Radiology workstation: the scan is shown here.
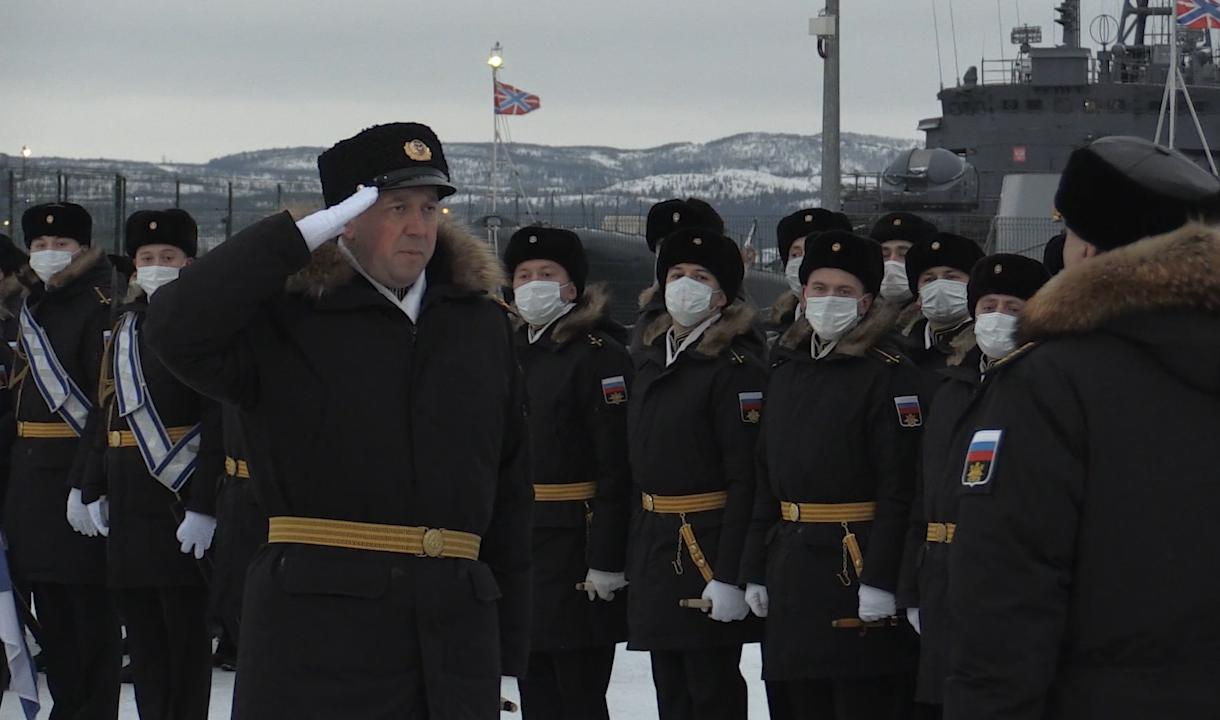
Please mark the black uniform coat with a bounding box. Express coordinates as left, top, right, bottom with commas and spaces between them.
945, 224, 1220, 720
208, 404, 267, 642
81, 290, 222, 588
5, 246, 113, 584
897, 342, 985, 704
740, 302, 921, 681
144, 214, 533, 717
0, 274, 27, 509
625, 300, 765, 651
515, 284, 632, 652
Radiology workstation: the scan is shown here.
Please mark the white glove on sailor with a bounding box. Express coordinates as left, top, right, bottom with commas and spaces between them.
66, 488, 100, 537
701, 580, 750, 623
87, 497, 110, 538
745, 583, 769, 618
907, 607, 921, 635
584, 568, 628, 602
858, 583, 897, 622
295, 185, 379, 251
175, 511, 217, 559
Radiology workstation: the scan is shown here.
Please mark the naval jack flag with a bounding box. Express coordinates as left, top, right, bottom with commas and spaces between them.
0, 540, 39, 719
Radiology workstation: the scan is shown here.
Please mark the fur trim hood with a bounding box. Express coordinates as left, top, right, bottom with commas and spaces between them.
640, 299, 758, 359
1019, 222, 1220, 342
550, 283, 613, 345
285, 221, 504, 299
0, 272, 26, 321
768, 292, 800, 327
778, 298, 900, 358
945, 323, 977, 367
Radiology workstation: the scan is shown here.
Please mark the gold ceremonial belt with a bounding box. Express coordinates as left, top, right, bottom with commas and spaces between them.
108, 426, 194, 449
780, 501, 877, 523
926, 522, 956, 544
267, 516, 481, 560
641, 491, 728, 514
534, 482, 596, 502
224, 457, 251, 480
16, 421, 76, 439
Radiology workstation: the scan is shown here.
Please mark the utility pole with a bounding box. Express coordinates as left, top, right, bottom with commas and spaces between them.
811, 2, 841, 211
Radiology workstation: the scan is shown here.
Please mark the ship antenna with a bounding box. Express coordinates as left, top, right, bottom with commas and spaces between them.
997, 0, 1007, 63
931, 0, 946, 90
948, 0, 963, 84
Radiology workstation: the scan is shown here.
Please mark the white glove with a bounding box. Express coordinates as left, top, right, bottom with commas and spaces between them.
701, 580, 749, 623
858, 583, 897, 622
66, 488, 99, 537
175, 511, 217, 559
907, 606, 921, 635
87, 497, 110, 537
744, 583, 769, 618
584, 568, 628, 602
295, 185, 379, 251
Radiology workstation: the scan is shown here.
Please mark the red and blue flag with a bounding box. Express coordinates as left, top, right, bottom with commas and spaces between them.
1178, 0, 1220, 29
495, 81, 541, 115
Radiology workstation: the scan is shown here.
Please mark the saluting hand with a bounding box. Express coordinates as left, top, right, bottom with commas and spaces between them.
701, 580, 750, 623
295, 185, 380, 252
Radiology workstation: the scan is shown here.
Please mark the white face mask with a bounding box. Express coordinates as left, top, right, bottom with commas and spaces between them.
880, 261, 912, 302
784, 256, 804, 296
804, 295, 860, 342
514, 280, 571, 327
29, 250, 75, 284
665, 276, 717, 328
919, 278, 970, 324
135, 265, 181, 298
974, 311, 1019, 360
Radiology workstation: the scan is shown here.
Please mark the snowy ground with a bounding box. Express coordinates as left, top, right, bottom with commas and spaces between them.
0, 643, 771, 719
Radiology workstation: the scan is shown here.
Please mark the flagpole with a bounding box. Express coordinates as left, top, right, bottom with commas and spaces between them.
488, 42, 504, 251
1170, 16, 1178, 148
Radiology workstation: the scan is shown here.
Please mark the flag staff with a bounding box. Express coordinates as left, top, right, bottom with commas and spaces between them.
1156, 3, 1218, 174
487, 42, 505, 250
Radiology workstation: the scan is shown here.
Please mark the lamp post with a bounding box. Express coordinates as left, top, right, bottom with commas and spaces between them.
20, 145, 31, 178
487, 42, 505, 251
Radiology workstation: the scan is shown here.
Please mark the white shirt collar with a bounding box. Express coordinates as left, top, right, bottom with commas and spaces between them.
527, 303, 576, 345
665, 312, 721, 367
338, 240, 427, 323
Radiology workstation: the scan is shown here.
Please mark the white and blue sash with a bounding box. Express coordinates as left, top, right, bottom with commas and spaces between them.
113, 313, 201, 493
18, 301, 92, 435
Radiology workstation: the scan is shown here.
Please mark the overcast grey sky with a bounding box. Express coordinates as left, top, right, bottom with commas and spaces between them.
2, 0, 1127, 163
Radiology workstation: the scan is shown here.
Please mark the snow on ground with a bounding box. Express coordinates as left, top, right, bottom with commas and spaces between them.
0, 643, 771, 719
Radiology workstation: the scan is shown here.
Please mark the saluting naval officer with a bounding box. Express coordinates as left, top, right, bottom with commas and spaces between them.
946, 136, 1220, 719
144, 122, 533, 719
897, 253, 1048, 718
504, 226, 633, 720
626, 227, 764, 720
81, 209, 222, 720
6, 202, 122, 719
740, 230, 920, 719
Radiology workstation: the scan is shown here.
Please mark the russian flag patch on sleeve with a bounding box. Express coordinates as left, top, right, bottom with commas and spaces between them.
962, 429, 1003, 489
894, 395, 923, 428
601, 376, 627, 405
738, 391, 763, 424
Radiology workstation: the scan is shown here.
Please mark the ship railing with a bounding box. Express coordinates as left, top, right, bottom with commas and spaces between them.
977, 57, 1100, 86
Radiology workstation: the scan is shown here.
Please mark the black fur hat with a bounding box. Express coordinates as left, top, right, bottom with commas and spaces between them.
645, 198, 724, 253
1042, 232, 1066, 276
798, 230, 884, 295
967, 254, 1050, 317
125, 209, 198, 258
503, 226, 589, 295
869, 212, 938, 245
776, 208, 852, 261
318, 122, 456, 207
1054, 135, 1220, 251
0, 234, 28, 275
656, 227, 744, 301
904, 232, 984, 295
22, 203, 92, 247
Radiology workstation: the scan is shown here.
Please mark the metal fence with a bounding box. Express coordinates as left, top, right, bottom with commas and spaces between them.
2, 166, 1055, 270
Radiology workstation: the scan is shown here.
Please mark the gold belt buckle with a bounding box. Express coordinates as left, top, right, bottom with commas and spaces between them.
787, 502, 800, 521
642, 493, 656, 512
108, 431, 123, 446
224, 457, 237, 476
421, 528, 445, 558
